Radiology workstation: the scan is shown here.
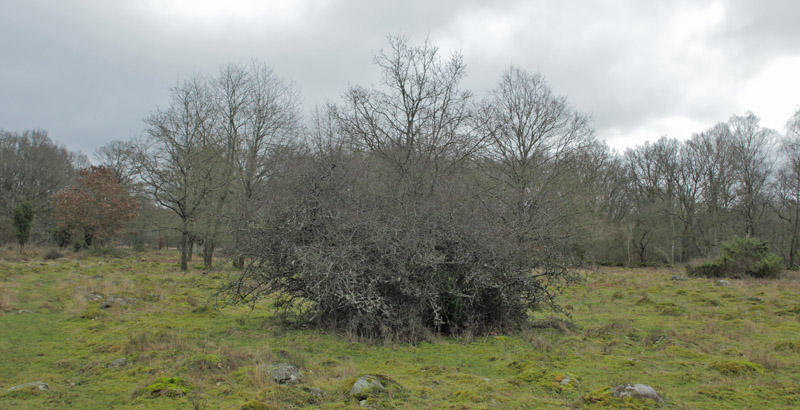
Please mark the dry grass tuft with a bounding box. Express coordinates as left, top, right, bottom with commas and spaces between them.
0, 281, 18, 312
124, 329, 190, 354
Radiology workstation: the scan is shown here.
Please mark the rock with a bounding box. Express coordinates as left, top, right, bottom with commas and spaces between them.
263, 363, 303, 385
350, 375, 385, 398
716, 280, 731, 287
307, 387, 326, 398
359, 399, 367, 407
559, 375, 572, 386
100, 296, 129, 309
107, 357, 126, 368
671, 275, 687, 281
16, 309, 33, 314
8, 381, 50, 392
613, 383, 663, 403
86, 293, 104, 301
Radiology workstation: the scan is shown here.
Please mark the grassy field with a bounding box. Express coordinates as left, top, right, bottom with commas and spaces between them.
1, 247, 799, 409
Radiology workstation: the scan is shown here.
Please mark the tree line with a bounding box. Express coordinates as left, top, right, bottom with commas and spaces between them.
2, 36, 799, 338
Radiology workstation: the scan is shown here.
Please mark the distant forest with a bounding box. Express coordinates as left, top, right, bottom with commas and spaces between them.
2, 37, 800, 271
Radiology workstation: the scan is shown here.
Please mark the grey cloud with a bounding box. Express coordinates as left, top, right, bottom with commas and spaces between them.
1, 0, 799, 155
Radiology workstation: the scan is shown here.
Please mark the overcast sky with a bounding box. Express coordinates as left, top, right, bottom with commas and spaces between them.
2, 0, 799, 157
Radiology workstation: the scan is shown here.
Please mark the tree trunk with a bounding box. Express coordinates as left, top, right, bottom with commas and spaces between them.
791, 206, 799, 268
187, 236, 194, 262
180, 224, 189, 271
233, 256, 245, 269
203, 239, 215, 268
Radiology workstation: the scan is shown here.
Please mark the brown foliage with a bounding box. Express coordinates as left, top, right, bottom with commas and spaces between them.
52, 166, 138, 246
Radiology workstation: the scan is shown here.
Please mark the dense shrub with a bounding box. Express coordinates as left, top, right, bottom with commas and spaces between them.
229, 153, 576, 341
688, 237, 783, 278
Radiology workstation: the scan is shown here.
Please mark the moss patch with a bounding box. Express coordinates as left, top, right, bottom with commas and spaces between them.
140, 376, 191, 398
708, 360, 764, 375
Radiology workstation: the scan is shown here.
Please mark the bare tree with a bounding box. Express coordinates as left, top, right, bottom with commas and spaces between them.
623, 139, 673, 264
95, 140, 139, 188
674, 142, 704, 260
227, 62, 301, 268
479, 66, 595, 264
775, 108, 800, 266
729, 112, 776, 238
137, 76, 222, 271
338, 35, 477, 197
685, 124, 737, 250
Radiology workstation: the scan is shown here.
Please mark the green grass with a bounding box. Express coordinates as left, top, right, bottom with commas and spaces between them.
1, 246, 799, 409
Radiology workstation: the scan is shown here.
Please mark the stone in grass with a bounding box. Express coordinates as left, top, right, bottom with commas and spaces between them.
107, 357, 126, 368
307, 387, 327, 398
100, 296, 130, 309
349, 375, 385, 400
671, 275, 687, 281
612, 383, 664, 403
263, 363, 303, 385
716, 279, 731, 287
7, 381, 50, 392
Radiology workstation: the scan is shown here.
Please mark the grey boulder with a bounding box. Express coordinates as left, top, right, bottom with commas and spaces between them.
350, 375, 385, 398
613, 383, 663, 403
263, 363, 303, 385
8, 381, 50, 392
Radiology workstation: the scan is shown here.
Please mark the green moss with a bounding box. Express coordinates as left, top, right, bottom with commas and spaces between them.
141, 376, 191, 398
655, 302, 684, 316
256, 385, 315, 407
240, 400, 272, 410
665, 345, 703, 359
774, 340, 800, 352
708, 360, 764, 375
698, 297, 723, 306
451, 389, 484, 402
506, 360, 530, 372
582, 388, 654, 409
515, 368, 541, 384
79, 302, 104, 319
188, 353, 221, 371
